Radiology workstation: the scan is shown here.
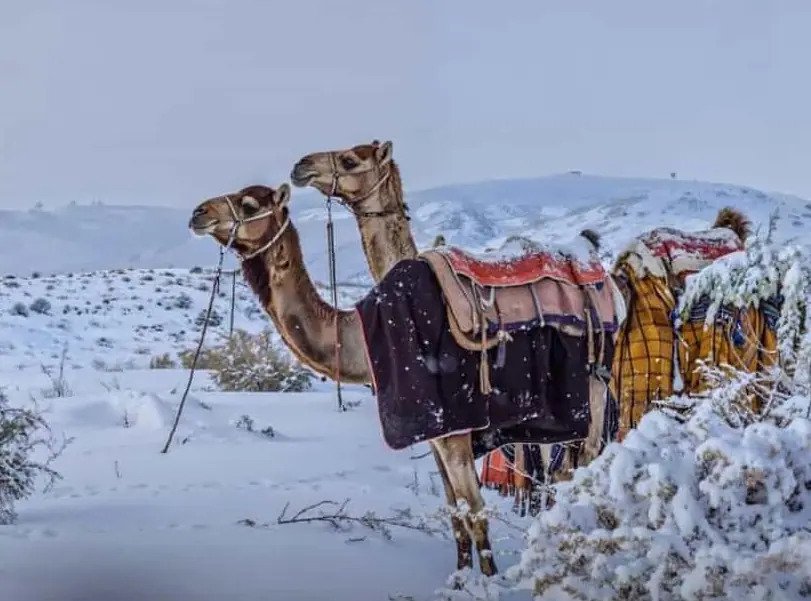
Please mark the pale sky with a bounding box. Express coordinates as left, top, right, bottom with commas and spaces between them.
2, 0, 810, 209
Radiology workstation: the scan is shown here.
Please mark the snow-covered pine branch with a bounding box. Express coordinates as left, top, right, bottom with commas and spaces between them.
0, 391, 65, 524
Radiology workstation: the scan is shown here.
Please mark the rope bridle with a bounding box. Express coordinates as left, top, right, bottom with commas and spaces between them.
323, 152, 409, 220
221, 194, 291, 261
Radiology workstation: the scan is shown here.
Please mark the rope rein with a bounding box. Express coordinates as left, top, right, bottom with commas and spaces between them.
326, 153, 409, 221
161, 246, 227, 453
163, 194, 295, 452
326, 156, 346, 412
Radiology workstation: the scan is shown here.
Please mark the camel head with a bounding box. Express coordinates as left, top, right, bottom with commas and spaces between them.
189, 184, 292, 260
291, 140, 397, 209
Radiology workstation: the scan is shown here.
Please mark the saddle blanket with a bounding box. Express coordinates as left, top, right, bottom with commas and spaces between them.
355, 259, 615, 454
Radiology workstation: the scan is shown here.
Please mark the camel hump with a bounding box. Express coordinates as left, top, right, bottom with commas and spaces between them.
713, 207, 751, 242
579, 229, 601, 250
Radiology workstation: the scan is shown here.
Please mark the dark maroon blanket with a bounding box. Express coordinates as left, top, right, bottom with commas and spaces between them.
355, 259, 615, 456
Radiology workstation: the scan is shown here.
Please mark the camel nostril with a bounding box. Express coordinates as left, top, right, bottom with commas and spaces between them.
193, 207, 206, 217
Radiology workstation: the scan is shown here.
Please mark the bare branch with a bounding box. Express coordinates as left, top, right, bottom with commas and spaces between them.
241, 498, 447, 541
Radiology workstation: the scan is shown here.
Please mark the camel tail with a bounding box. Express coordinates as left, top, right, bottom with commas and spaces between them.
713, 207, 751, 242
580, 229, 601, 250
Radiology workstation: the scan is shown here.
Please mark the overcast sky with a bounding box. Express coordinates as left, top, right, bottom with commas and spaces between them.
2, 1, 810, 209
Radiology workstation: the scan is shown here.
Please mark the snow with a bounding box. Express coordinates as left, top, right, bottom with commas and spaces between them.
508, 403, 811, 600
0, 268, 527, 601
0, 371, 529, 600
3, 173, 811, 600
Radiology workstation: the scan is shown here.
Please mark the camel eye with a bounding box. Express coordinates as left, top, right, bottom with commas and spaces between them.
241, 196, 260, 214
341, 156, 359, 171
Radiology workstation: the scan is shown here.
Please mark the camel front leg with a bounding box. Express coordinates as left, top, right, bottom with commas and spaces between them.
429, 442, 473, 573
432, 434, 497, 577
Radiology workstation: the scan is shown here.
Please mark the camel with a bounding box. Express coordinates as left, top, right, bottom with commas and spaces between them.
290, 141, 610, 491
188, 183, 500, 577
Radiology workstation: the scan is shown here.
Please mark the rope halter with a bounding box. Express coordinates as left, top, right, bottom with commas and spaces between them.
222, 194, 290, 261
324, 152, 406, 220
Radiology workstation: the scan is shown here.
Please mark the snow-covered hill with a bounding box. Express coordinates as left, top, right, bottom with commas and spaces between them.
4, 174, 810, 282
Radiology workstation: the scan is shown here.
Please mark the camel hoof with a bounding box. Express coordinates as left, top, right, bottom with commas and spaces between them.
480, 558, 498, 577
449, 569, 469, 590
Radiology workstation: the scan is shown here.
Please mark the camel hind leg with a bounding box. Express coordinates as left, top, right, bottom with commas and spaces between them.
429, 441, 473, 572
432, 434, 497, 577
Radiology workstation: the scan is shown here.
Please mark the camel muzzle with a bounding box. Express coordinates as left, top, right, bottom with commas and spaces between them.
188, 213, 218, 235
290, 160, 317, 187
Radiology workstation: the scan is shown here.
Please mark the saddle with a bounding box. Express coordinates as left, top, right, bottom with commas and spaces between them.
619, 227, 743, 287
421, 244, 620, 394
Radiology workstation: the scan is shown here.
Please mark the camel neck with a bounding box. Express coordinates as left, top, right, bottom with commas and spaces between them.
352, 163, 418, 282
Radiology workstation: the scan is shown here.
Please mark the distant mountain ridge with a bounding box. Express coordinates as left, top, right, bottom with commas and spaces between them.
2, 174, 809, 281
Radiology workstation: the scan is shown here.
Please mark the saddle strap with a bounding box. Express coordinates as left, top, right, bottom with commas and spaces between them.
479, 314, 493, 395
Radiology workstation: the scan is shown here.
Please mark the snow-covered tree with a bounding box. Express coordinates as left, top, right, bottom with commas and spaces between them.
499, 229, 811, 601
0, 391, 63, 524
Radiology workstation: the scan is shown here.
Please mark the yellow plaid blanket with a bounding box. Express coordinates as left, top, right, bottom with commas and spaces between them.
612, 267, 779, 438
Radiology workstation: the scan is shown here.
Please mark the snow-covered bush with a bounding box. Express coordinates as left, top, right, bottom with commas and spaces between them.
679, 217, 807, 365
173, 293, 193, 310
505, 231, 811, 601
183, 329, 312, 392
149, 353, 177, 369
195, 308, 223, 328
508, 403, 811, 600
29, 298, 51, 315
0, 390, 64, 524
10, 302, 28, 317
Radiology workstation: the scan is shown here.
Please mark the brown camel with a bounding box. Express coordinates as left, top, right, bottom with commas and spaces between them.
189, 183, 499, 577
290, 141, 607, 485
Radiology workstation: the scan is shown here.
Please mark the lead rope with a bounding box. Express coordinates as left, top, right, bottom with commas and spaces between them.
326, 159, 345, 412
162, 243, 229, 453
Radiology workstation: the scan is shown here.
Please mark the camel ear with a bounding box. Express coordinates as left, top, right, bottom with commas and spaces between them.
274, 183, 291, 207
375, 140, 393, 166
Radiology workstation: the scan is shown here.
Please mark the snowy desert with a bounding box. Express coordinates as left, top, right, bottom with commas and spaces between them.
1, 174, 810, 600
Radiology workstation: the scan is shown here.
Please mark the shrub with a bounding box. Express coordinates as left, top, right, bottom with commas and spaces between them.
0, 390, 64, 524
234, 414, 275, 438
173, 293, 193, 310
149, 353, 177, 369
10, 302, 28, 317
29, 298, 51, 315
182, 329, 312, 392
195, 309, 223, 328
502, 230, 811, 601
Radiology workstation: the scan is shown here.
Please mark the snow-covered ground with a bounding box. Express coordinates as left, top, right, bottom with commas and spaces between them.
0, 268, 528, 601
2, 174, 810, 600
